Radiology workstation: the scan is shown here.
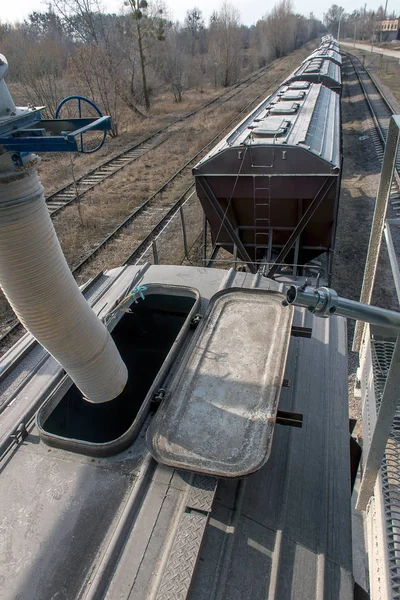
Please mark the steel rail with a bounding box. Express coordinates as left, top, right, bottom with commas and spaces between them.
346, 52, 400, 190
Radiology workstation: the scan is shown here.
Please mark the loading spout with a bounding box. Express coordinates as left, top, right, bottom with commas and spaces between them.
0, 55, 127, 403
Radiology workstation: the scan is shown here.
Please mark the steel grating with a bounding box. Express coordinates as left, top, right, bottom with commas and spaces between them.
186, 474, 217, 512
156, 512, 208, 600
153, 474, 217, 600
371, 338, 400, 597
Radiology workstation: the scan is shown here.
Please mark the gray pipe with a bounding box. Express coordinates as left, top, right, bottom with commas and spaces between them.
285, 285, 400, 330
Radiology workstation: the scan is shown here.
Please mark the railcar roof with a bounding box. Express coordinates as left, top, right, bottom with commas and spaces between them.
285, 56, 342, 89
0, 265, 353, 600
194, 81, 341, 169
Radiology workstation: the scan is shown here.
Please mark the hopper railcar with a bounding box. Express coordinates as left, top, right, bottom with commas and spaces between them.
284, 54, 342, 92
193, 79, 342, 279
309, 46, 342, 66
320, 40, 340, 53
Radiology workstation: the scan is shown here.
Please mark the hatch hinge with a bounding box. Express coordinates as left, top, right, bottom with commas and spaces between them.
291, 325, 312, 338
151, 388, 167, 410
190, 313, 203, 329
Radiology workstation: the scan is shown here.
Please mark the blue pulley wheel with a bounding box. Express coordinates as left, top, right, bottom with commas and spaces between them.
55, 96, 107, 153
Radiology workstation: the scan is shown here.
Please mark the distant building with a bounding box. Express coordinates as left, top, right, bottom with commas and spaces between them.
377, 18, 400, 41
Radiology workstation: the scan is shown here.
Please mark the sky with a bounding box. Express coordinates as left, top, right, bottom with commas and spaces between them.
0, 0, 398, 27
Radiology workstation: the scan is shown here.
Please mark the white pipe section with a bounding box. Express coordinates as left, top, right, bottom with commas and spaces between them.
0, 153, 128, 403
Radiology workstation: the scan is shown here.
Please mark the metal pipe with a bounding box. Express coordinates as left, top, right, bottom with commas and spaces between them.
179, 205, 188, 258
0, 55, 128, 404
384, 222, 400, 306
285, 285, 400, 330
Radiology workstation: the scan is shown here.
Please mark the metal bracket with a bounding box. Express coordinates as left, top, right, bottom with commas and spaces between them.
10, 422, 28, 445
274, 410, 303, 428
197, 176, 257, 274
190, 314, 203, 329
267, 178, 335, 279
290, 325, 312, 338
0, 116, 111, 153
151, 388, 166, 409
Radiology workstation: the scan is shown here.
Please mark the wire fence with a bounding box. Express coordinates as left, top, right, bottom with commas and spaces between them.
133, 192, 204, 267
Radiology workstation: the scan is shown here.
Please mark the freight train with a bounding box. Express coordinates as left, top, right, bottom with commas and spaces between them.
194, 37, 342, 282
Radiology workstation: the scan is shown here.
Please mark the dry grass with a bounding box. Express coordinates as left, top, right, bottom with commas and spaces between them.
37, 84, 230, 194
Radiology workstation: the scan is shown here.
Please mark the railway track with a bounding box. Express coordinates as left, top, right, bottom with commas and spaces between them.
346, 52, 400, 212
45, 65, 279, 216
0, 73, 284, 352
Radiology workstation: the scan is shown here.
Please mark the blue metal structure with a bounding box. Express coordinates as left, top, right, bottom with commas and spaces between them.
0, 95, 111, 154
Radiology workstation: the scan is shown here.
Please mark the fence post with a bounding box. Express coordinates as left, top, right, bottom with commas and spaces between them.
152, 240, 159, 264
179, 206, 188, 259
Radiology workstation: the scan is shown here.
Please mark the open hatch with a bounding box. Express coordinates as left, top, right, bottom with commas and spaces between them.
147, 288, 293, 478
37, 284, 200, 457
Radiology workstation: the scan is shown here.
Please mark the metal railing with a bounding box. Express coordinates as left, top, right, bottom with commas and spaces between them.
351, 115, 400, 511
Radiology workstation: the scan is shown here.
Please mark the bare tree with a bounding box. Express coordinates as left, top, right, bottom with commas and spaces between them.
125, 0, 165, 110
262, 0, 294, 59
51, 0, 148, 120
0, 20, 11, 41
162, 25, 188, 102
251, 20, 274, 67
0, 1, 328, 127
2, 30, 65, 117
68, 45, 119, 136
185, 8, 204, 56
208, 2, 242, 88
49, 0, 104, 44
324, 5, 345, 36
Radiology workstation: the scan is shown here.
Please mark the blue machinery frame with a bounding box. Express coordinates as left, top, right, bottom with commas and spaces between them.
0, 95, 111, 154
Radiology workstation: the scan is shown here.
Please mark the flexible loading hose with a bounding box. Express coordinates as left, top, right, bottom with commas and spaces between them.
0, 154, 128, 403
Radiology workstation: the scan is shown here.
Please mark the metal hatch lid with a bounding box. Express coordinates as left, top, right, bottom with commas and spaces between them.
147, 288, 293, 478
289, 80, 311, 89
251, 116, 291, 137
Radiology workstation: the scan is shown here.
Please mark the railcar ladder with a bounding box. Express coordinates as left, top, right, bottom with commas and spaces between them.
254, 184, 271, 263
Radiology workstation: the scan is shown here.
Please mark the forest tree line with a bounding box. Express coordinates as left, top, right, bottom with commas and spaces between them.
0, 0, 325, 136
324, 4, 399, 41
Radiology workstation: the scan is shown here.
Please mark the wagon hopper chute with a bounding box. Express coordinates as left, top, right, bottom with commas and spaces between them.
193, 80, 341, 278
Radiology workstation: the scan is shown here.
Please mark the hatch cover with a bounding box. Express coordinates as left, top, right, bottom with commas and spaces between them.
305, 65, 321, 73
269, 101, 299, 115
251, 117, 290, 137
147, 288, 293, 478
281, 90, 305, 100
289, 81, 310, 90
